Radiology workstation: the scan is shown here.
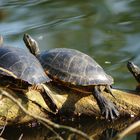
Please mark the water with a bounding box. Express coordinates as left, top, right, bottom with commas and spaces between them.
0, 0, 140, 139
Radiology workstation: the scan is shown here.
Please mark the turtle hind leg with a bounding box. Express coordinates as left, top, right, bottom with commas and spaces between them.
92, 86, 119, 120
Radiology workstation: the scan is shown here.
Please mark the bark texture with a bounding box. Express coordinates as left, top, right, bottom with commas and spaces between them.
0, 83, 139, 125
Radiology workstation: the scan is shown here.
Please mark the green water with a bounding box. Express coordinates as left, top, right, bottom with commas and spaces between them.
0, 0, 140, 139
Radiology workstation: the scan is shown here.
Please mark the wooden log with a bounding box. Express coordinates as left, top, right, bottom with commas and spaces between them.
0, 82, 140, 125
47, 83, 140, 118
0, 88, 48, 125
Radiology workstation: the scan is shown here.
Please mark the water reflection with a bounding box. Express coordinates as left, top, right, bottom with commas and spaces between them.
0, 0, 140, 139
1, 117, 138, 140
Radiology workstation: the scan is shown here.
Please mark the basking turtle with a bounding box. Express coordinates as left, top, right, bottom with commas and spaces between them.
23, 34, 119, 120
127, 61, 140, 90
0, 36, 57, 113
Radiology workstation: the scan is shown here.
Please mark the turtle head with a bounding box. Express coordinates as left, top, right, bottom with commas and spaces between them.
0, 35, 3, 46
127, 61, 140, 83
23, 34, 40, 56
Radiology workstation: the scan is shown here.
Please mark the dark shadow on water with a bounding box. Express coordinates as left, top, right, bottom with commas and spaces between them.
1, 117, 138, 140
99, 128, 118, 140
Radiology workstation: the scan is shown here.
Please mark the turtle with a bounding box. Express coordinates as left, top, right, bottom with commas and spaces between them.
23, 34, 119, 120
0, 35, 57, 113
127, 61, 140, 90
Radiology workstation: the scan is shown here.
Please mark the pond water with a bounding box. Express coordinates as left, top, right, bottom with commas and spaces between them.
0, 0, 140, 140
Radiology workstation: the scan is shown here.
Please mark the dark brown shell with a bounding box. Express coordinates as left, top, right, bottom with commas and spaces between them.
0, 46, 51, 85
38, 48, 113, 86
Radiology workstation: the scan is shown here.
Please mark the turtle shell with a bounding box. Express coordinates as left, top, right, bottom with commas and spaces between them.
38, 48, 113, 86
0, 46, 50, 85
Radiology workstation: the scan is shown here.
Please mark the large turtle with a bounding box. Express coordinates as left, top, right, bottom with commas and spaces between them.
23, 34, 119, 120
127, 61, 140, 90
0, 35, 57, 112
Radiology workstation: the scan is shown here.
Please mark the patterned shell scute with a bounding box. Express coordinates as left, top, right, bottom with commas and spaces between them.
39, 48, 113, 86
0, 46, 50, 85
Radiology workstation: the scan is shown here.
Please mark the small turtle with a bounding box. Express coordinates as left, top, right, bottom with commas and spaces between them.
23, 34, 119, 120
127, 61, 140, 90
0, 36, 57, 113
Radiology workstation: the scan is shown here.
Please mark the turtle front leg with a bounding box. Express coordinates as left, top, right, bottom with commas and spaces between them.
92, 86, 119, 120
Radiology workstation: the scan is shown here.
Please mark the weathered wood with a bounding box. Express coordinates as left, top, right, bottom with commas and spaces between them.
0, 88, 48, 125
0, 82, 140, 125
47, 83, 140, 118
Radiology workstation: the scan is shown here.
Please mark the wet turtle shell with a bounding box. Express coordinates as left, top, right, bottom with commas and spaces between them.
0, 46, 50, 84
38, 48, 113, 86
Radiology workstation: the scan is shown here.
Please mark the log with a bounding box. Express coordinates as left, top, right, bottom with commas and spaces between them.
0, 88, 48, 125
47, 83, 140, 118
0, 82, 140, 125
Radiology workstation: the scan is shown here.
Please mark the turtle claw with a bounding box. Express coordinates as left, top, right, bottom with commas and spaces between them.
105, 110, 109, 120
101, 100, 119, 121
93, 86, 119, 120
